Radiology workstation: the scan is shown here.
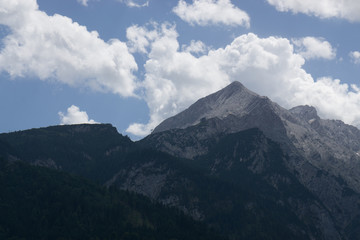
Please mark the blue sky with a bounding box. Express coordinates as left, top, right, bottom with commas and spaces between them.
0, 0, 360, 139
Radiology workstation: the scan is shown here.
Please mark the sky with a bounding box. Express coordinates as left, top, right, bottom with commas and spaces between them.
0, 0, 360, 139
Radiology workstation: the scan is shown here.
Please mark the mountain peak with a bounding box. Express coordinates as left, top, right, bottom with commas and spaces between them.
223, 80, 245, 92
152, 81, 270, 134
214, 80, 257, 98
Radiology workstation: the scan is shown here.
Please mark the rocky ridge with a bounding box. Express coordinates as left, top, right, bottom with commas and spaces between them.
150, 81, 360, 190
144, 81, 360, 239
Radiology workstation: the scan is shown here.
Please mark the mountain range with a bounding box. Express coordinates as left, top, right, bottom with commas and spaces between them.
1, 81, 360, 239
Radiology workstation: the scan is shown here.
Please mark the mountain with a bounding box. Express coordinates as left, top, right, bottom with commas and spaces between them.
153, 81, 285, 138
142, 81, 360, 239
110, 128, 329, 239
2, 81, 360, 239
0, 157, 221, 240
0, 124, 134, 183
0, 125, 317, 239
152, 82, 360, 177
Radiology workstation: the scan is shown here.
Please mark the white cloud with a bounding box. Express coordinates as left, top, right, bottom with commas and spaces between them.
209, 36, 360, 127
173, 0, 250, 27
126, 24, 158, 54
0, 0, 138, 97
266, 0, 360, 22
182, 40, 208, 54
59, 105, 98, 125
126, 23, 360, 137
350, 51, 360, 64
77, 0, 89, 6
292, 37, 336, 60
118, 0, 149, 8
126, 23, 229, 136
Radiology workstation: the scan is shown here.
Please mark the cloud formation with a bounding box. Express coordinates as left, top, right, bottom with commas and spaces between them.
350, 51, 360, 64
173, 0, 250, 27
266, 0, 360, 22
292, 37, 336, 60
126, 23, 360, 136
59, 105, 97, 125
77, 0, 89, 6
0, 0, 138, 97
126, 23, 229, 136
182, 40, 208, 54
126, 24, 158, 54
118, 0, 149, 8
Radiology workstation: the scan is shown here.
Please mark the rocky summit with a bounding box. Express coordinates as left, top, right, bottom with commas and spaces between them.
151, 81, 360, 192
1, 81, 360, 239
144, 81, 360, 239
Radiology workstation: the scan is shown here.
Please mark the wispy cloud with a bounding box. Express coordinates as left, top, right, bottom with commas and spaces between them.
118, 0, 149, 8
77, 0, 89, 6
349, 51, 360, 64
266, 0, 360, 22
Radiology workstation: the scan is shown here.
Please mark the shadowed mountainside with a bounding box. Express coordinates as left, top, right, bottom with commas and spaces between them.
2, 82, 360, 239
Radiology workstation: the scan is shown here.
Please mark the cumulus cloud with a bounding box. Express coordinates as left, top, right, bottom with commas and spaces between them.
77, 0, 89, 6
182, 40, 208, 54
118, 0, 149, 8
292, 37, 336, 60
126, 24, 159, 54
59, 105, 98, 125
173, 0, 250, 27
126, 23, 229, 135
126, 23, 360, 136
0, 0, 138, 97
208, 36, 360, 127
266, 0, 360, 22
350, 51, 360, 64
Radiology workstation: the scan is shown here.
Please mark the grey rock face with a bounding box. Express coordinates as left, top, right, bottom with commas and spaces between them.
289, 105, 319, 122
153, 81, 269, 133
107, 161, 170, 200
145, 81, 360, 239
151, 81, 360, 190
